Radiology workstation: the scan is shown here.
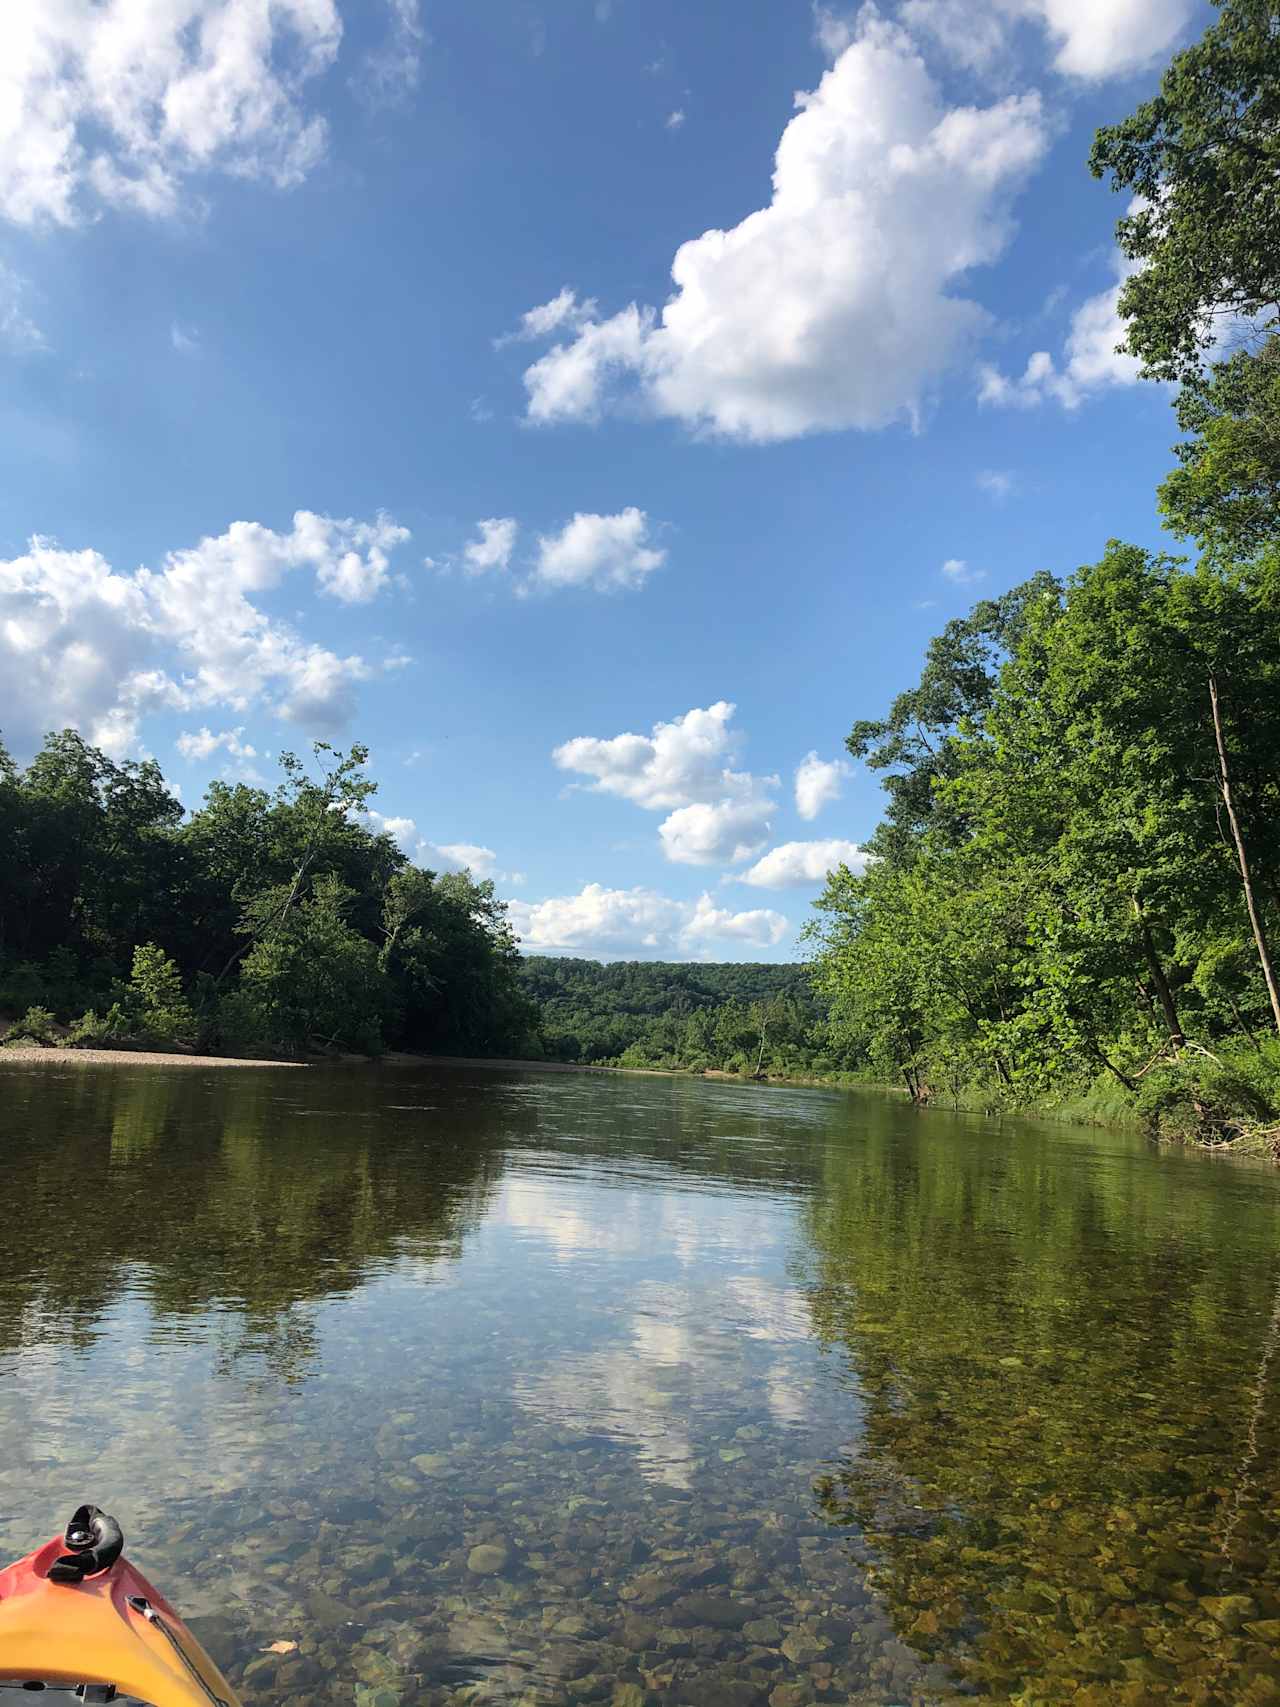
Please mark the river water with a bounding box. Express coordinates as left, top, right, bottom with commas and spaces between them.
1, 1063, 1279, 1707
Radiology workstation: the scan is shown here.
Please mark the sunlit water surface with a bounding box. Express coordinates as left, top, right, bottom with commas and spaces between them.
2, 1063, 1279, 1706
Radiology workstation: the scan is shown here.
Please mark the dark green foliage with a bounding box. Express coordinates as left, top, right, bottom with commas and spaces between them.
1161, 338, 1280, 555
3, 1006, 58, 1046
0, 732, 535, 1060
519, 956, 851, 1076
1134, 1054, 1276, 1143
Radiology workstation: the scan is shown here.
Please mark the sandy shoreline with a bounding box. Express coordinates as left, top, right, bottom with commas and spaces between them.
0, 1046, 842, 1088
0, 1046, 302, 1069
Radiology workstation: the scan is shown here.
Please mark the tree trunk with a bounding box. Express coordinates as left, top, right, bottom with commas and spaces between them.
1209, 672, 1280, 1037
1131, 895, 1186, 1048
1090, 1039, 1137, 1094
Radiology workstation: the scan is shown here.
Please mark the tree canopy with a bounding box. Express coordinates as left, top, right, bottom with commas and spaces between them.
1090, 0, 1280, 386
0, 733, 535, 1059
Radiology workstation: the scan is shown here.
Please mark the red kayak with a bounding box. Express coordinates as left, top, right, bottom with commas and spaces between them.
0, 1506, 243, 1706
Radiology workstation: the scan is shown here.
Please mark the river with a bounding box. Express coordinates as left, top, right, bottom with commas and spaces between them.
1, 1062, 1278, 1705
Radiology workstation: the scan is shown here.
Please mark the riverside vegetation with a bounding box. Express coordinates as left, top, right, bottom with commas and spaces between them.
807, 0, 1280, 1149
7, 2, 1280, 1150
0, 733, 536, 1060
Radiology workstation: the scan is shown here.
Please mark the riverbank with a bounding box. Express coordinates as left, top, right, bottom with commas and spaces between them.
0, 1046, 302, 1068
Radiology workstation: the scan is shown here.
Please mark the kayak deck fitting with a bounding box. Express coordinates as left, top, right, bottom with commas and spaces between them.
0, 1507, 242, 1707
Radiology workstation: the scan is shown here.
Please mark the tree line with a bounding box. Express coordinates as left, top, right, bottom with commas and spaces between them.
809, 0, 1280, 1142
0, 732, 535, 1058
519, 956, 844, 1078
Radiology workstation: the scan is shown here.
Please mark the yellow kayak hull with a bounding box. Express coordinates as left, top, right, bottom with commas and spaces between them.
0, 1511, 242, 1707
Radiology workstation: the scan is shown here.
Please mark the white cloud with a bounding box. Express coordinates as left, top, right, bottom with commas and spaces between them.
365, 811, 522, 885
813, 6, 857, 59
531, 508, 665, 594
739, 839, 869, 888
898, 0, 1011, 73
978, 215, 1144, 409
356, 0, 424, 107
794, 750, 850, 820
522, 306, 653, 424
682, 894, 790, 948
1028, 0, 1192, 79
504, 288, 599, 344
171, 323, 200, 355
514, 10, 1046, 442
176, 725, 257, 762
555, 701, 777, 865
978, 275, 1141, 408
977, 468, 1014, 499
0, 0, 343, 227
463, 517, 518, 575
665, 110, 685, 131
0, 264, 44, 350
0, 509, 408, 759
507, 883, 788, 958
941, 557, 986, 585
430, 841, 499, 878
554, 701, 745, 810
658, 795, 774, 866
902, 0, 1193, 80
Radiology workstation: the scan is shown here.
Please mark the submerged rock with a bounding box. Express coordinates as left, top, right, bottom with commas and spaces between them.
467, 1542, 512, 1576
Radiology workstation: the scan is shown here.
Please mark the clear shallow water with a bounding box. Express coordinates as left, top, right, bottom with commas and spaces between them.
1, 1064, 1279, 1707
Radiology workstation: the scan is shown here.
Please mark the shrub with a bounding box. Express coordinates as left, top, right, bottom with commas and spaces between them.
66, 1005, 134, 1049
1136, 1055, 1275, 1144
127, 944, 196, 1047
4, 1006, 59, 1046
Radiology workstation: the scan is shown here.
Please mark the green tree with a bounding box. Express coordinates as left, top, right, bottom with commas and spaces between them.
1089, 0, 1280, 387
228, 876, 385, 1055
1161, 340, 1280, 554
128, 943, 196, 1046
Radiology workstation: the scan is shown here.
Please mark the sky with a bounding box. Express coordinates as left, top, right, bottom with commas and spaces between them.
0, 0, 1210, 962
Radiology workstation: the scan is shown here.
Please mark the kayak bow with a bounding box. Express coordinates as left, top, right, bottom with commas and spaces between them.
0, 1506, 242, 1707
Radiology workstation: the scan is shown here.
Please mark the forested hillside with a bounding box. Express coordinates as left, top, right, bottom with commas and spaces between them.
520, 956, 839, 1074
0, 733, 535, 1058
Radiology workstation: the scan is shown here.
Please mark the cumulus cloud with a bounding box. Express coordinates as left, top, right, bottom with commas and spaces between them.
555, 702, 777, 865
665, 110, 686, 131
739, 839, 869, 888
463, 517, 518, 574
504, 288, 600, 344
794, 750, 850, 820
507, 883, 788, 958
898, 0, 1010, 73
813, 6, 857, 59
0, 509, 409, 759
978, 247, 1142, 409
658, 796, 774, 866
902, 0, 1192, 80
1036, 0, 1193, 78
365, 811, 523, 885
554, 701, 743, 810
531, 508, 665, 594
176, 725, 257, 762
512, 10, 1046, 442
0, 0, 345, 227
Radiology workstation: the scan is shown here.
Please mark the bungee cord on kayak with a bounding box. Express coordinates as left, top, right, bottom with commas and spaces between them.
0, 1508, 241, 1707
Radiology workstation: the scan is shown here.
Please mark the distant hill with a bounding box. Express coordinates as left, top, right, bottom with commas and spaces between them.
518, 956, 819, 1064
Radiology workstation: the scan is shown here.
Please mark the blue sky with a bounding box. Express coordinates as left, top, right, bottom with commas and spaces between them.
0, 0, 1207, 961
